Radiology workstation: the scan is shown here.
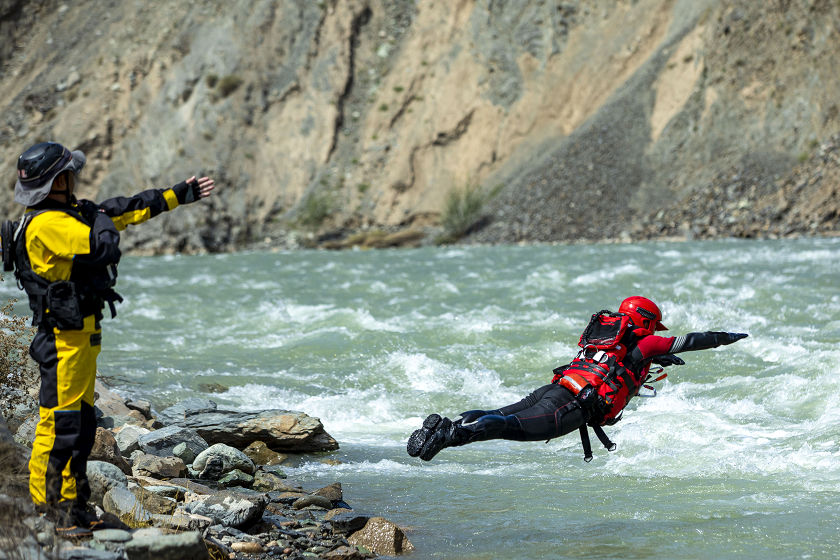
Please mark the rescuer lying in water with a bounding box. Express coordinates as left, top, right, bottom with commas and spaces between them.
407, 296, 748, 462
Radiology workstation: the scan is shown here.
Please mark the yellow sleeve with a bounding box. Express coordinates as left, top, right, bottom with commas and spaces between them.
26, 212, 91, 282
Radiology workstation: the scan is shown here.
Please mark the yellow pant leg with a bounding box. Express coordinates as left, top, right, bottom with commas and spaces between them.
29, 315, 101, 505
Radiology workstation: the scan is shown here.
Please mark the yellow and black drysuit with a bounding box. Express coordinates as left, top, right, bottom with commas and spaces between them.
18, 187, 183, 507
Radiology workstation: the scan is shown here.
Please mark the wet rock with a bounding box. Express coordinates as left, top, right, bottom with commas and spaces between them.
328, 511, 372, 534
184, 491, 267, 529
124, 530, 209, 560
160, 399, 338, 452
87, 461, 129, 506
137, 425, 209, 458
252, 471, 295, 492
90, 427, 132, 475
243, 440, 287, 466
348, 517, 414, 555
218, 469, 254, 488
129, 486, 177, 515
313, 482, 342, 503
193, 443, 255, 476
293, 495, 332, 510
172, 441, 196, 465
132, 453, 187, 479
113, 425, 150, 457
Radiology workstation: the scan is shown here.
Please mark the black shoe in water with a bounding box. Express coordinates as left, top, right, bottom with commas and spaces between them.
407, 414, 443, 457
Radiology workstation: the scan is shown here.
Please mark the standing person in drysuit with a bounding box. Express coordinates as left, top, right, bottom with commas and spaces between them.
407, 296, 749, 462
1, 142, 214, 530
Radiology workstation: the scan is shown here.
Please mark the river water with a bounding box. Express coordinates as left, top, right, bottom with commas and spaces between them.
5, 238, 839, 559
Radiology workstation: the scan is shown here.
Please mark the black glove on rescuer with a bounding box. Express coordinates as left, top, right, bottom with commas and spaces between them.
651, 354, 685, 367
171, 180, 201, 204
716, 332, 749, 345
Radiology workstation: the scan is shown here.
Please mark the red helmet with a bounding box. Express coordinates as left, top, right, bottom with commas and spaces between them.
618, 296, 667, 334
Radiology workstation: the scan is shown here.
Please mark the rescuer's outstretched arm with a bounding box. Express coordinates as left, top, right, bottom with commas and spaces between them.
91, 175, 215, 231
668, 332, 748, 353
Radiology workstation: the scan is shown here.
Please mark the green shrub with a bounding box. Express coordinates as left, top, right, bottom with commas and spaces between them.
299, 193, 333, 227
440, 183, 487, 241
217, 75, 243, 97
357, 183, 370, 193
206, 73, 219, 88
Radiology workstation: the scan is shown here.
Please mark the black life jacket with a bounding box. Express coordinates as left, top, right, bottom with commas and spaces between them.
5, 208, 122, 330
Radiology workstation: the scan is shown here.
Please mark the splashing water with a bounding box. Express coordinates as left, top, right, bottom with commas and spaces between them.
5, 238, 839, 559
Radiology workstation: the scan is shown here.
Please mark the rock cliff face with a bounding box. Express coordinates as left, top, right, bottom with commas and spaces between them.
0, 0, 838, 251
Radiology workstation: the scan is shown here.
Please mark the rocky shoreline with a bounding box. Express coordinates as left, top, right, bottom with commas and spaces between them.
0, 384, 414, 560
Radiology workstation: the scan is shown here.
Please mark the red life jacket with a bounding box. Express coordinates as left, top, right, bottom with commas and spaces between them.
552, 310, 648, 425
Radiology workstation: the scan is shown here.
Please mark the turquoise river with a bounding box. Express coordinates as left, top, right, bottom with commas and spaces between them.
4, 238, 839, 560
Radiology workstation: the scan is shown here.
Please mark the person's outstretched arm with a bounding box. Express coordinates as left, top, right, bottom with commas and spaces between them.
634, 331, 748, 361
91, 176, 215, 231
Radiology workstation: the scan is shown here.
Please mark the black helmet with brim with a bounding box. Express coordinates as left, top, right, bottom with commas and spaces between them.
14, 142, 86, 206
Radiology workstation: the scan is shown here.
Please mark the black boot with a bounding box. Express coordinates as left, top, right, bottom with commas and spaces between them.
407, 414, 444, 457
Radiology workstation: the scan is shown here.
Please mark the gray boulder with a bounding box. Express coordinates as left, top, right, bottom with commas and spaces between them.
114, 425, 150, 457
217, 469, 254, 488
172, 442, 195, 465
103, 486, 152, 525
193, 443, 255, 477
87, 461, 128, 506
124, 531, 209, 560
137, 425, 208, 458
159, 399, 338, 452
185, 491, 266, 529
132, 453, 187, 479
90, 428, 132, 475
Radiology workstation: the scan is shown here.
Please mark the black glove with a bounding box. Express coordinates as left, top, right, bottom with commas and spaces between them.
650, 354, 685, 367
171, 179, 201, 204
75, 199, 102, 224
712, 332, 749, 345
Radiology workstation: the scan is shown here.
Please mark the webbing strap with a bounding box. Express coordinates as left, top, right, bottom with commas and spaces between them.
578, 425, 593, 462
592, 425, 617, 451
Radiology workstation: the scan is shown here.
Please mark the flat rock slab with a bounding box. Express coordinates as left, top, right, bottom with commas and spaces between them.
160, 399, 338, 452
137, 425, 208, 458
93, 529, 133, 543
124, 530, 209, 560
166, 478, 215, 495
